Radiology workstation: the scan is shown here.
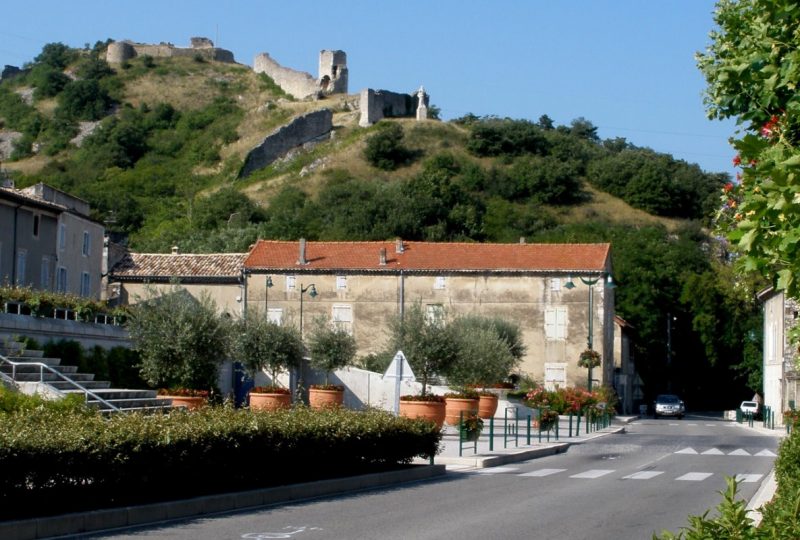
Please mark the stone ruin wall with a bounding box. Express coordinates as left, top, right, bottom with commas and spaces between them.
359, 88, 429, 127
239, 109, 333, 178
106, 37, 235, 64
254, 50, 347, 100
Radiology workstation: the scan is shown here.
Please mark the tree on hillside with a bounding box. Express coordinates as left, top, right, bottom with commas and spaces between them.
697, 0, 800, 295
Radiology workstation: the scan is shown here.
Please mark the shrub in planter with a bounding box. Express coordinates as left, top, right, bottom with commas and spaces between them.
399, 393, 446, 428
306, 317, 357, 397
446, 315, 522, 392
230, 315, 303, 394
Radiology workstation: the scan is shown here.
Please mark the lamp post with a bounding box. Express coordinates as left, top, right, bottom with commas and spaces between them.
264, 276, 273, 319
565, 274, 615, 391
299, 283, 317, 337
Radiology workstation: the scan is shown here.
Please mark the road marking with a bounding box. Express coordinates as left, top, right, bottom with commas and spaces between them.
755, 449, 777, 457
623, 471, 665, 480
705, 424, 716, 427
669, 423, 679, 426
728, 449, 751, 456
676, 472, 713, 481
570, 469, 615, 479
687, 423, 698, 426
701, 448, 725, 455
475, 467, 519, 474
735, 474, 763, 483
676, 447, 698, 454
518, 468, 566, 477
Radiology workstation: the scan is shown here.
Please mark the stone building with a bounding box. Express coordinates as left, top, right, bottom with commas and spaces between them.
0, 182, 104, 298
759, 287, 799, 425
243, 239, 615, 388
106, 37, 235, 64
253, 50, 348, 100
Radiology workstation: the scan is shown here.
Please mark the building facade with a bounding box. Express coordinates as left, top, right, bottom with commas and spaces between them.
243, 239, 615, 388
760, 287, 799, 425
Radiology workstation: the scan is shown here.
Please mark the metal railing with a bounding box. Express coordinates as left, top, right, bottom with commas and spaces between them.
0, 354, 120, 412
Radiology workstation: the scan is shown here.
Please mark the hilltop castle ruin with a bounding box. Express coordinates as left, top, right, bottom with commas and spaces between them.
253, 50, 348, 100
106, 37, 235, 64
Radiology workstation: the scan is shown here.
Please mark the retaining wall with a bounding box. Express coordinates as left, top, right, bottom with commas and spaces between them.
0, 313, 130, 350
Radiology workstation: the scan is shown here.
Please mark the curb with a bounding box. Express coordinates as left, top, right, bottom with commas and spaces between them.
746, 469, 776, 526
0, 465, 446, 540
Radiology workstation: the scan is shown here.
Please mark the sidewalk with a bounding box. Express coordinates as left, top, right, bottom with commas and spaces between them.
417, 415, 636, 469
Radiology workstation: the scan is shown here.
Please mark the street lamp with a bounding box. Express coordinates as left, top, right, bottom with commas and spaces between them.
299, 283, 317, 337
565, 274, 615, 391
264, 276, 273, 318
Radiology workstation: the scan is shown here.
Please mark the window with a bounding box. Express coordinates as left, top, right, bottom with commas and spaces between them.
267, 308, 284, 325
33, 215, 40, 237
285, 275, 296, 291
15, 250, 26, 286
40, 257, 51, 290
80, 272, 91, 297
425, 304, 444, 323
336, 275, 347, 290
434, 276, 446, 290
544, 363, 567, 391
332, 304, 353, 334
82, 231, 90, 257
56, 267, 67, 293
550, 278, 561, 291
58, 224, 66, 250
544, 307, 567, 340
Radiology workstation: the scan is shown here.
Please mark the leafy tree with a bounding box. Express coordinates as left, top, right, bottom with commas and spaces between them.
569, 117, 599, 141
57, 79, 113, 121
466, 118, 547, 157
509, 155, 584, 204
697, 0, 800, 295
31, 68, 71, 99
306, 317, 358, 384
363, 122, 413, 170
192, 187, 264, 231
127, 285, 229, 392
32, 42, 76, 70
230, 316, 304, 386
447, 316, 523, 388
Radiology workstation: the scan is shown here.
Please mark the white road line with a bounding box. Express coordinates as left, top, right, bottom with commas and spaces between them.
518, 468, 567, 477
755, 449, 777, 457
700, 448, 725, 455
735, 474, 763, 483
676, 447, 698, 454
687, 423, 699, 426
705, 424, 716, 427
728, 449, 751, 456
623, 471, 665, 480
475, 467, 519, 474
676, 472, 713, 481
570, 469, 615, 479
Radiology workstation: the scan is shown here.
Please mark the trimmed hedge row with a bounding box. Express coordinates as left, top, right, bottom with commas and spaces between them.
0, 405, 441, 520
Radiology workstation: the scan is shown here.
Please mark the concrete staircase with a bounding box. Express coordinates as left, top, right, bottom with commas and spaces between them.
0, 342, 173, 413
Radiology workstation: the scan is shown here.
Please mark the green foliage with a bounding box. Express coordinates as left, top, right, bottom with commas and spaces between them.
0, 386, 86, 414
41, 340, 145, 389
466, 118, 547, 157
230, 316, 304, 383
126, 285, 229, 391
307, 318, 358, 384
192, 186, 265, 230
32, 42, 77, 70
446, 316, 522, 388
697, 0, 800, 295
0, 405, 441, 520
363, 122, 414, 170
31, 67, 71, 99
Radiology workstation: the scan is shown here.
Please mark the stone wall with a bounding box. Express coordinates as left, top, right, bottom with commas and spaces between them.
106, 38, 235, 64
359, 88, 429, 127
239, 109, 333, 178
253, 50, 347, 100
0, 313, 130, 350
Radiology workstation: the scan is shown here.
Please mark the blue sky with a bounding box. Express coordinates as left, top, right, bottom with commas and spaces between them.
0, 1, 736, 176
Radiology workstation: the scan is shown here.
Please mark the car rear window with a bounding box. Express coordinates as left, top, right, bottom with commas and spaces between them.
742, 401, 757, 407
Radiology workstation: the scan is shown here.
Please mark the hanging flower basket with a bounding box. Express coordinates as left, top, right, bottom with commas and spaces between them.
577, 349, 601, 369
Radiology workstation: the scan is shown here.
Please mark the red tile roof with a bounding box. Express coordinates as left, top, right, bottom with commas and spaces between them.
244, 240, 611, 273
111, 253, 246, 281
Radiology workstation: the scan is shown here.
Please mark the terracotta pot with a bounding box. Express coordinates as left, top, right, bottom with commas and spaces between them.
445, 397, 479, 425
478, 394, 499, 419
309, 387, 344, 409
249, 392, 291, 411
164, 395, 206, 410
399, 399, 446, 429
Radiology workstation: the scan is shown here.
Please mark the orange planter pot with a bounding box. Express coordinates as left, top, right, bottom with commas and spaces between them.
478, 394, 499, 419
309, 388, 344, 409
399, 400, 446, 429
249, 392, 291, 411
445, 397, 479, 426
164, 395, 206, 410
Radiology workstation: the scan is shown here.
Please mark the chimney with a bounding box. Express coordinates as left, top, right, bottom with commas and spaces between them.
171, 246, 179, 255
298, 238, 307, 265
395, 237, 404, 254
379, 248, 387, 266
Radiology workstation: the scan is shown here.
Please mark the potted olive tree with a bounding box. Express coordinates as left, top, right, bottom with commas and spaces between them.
230, 315, 304, 411
386, 303, 457, 428
306, 317, 357, 409
127, 285, 229, 410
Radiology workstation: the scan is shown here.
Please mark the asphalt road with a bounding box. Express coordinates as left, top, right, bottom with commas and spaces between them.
87, 417, 780, 540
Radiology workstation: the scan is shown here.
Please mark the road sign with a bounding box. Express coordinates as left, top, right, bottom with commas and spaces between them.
383, 351, 415, 415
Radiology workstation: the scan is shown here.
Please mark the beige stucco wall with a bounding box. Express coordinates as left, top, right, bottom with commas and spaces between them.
120, 281, 244, 317
245, 271, 614, 388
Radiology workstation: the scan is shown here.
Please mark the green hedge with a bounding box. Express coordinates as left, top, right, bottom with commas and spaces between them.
0, 404, 441, 520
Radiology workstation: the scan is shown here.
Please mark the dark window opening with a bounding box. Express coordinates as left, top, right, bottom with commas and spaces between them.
33, 215, 39, 237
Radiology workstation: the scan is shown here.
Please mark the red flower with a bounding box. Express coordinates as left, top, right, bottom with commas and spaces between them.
761, 115, 780, 138
733, 155, 741, 166
723, 182, 734, 193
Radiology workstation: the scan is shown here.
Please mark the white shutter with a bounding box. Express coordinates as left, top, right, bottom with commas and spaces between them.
267, 308, 283, 324
544, 363, 567, 391
332, 304, 353, 334
556, 307, 567, 339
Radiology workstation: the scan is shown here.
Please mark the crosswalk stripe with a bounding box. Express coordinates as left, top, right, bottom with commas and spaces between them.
518, 468, 566, 477
570, 469, 615, 479
755, 449, 777, 457
676, 447, 698, 454
701, 448, 725, 455
676, 472, 713, 481
705, 424, 716, 427
623, 471, 665, 480
687, 423, 698, 426
735, 474, 763, 483
728, 449, 751, 456
475, 467, 519, 474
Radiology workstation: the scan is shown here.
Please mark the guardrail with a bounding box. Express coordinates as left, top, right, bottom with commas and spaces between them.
0, 353, 120, 412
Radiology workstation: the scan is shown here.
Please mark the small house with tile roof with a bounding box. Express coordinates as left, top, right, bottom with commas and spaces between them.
244, 238, 615, 388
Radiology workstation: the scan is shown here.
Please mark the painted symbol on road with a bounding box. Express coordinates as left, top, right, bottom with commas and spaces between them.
242, 526, 323, 539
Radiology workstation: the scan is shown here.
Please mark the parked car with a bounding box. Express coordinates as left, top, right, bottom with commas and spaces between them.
740, 400, 760, 417
654, 394, 685, 419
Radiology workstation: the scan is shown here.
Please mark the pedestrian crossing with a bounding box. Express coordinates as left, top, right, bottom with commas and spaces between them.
674, 447, 776, 456
450, 465, 766, 484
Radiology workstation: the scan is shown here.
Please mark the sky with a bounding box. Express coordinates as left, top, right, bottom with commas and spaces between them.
0, 0, 738, 177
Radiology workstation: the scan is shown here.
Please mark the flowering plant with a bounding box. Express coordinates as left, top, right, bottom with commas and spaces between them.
784, 409, 800, 424
538, 409, 559, 432
250, 386, 290, 395
157, 388, 209, 398
577, 349, 601, 369
460, 413, 484, 433
400, 394, 445, 403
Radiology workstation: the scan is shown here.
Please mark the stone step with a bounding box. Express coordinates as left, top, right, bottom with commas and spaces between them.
0, 347, 45, 358
50, 380, 111, 390
89, 397, 173, 411
9, 371, 94, 382
0, 364, 77, 375
64, 388, 157, 400
0, 356, 62, 366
